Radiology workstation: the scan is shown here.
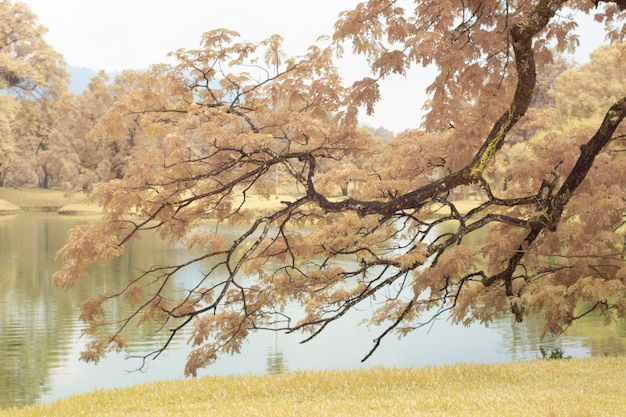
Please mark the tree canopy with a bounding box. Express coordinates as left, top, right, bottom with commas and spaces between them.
50, 0, 626, 376
0, 0, 66, 95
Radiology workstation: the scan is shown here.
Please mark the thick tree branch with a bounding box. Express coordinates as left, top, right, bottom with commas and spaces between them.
548, 97, 626, 228
483, 96, 626, 321
310, 0, 567, 218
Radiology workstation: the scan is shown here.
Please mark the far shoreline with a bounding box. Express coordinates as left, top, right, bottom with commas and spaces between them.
0, 187, 93, 215
0, 187, 485, 218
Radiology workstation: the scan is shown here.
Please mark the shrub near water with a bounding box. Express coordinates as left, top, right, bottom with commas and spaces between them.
2, 357, 625, 417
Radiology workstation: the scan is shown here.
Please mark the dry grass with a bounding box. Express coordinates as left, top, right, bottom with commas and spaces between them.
2, 357, 624, 417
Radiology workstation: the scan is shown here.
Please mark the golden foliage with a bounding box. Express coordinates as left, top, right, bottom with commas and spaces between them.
0, 1, 67, 93
79, 333, 127, 364
122, 283, 145, 307
53, 221, 127, 289
391, 243, 428, 271
78, 295, 109, 323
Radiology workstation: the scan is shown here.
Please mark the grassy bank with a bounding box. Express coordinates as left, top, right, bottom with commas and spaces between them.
0, 187, 91, 212
2, 357, 624, 416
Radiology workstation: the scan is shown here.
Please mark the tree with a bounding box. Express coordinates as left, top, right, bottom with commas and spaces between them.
0, 0, 67, 96
0, 95, 20, 186
0, 0, 69, 187
87, 69, 170, 182
54, 70, 155, 191
54, 1, 626, 376
10, 96, 70, 188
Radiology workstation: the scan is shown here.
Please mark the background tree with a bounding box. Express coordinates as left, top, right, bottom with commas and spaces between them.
90, 69, 171, 182
0, 0, 66, 96
12, 96, 72, 188
1, 0, 69, 187
54, 1, 626, 376
55, 70, 154, 191
0, 95, 20, 186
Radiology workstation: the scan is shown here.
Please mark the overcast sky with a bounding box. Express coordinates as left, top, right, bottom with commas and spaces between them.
20, 0, 608, 133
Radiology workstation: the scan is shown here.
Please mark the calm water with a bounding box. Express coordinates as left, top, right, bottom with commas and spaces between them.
1, 213, 625, 408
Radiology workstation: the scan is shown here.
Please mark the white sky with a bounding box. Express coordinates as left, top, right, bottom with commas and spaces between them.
20, 0, 608, 133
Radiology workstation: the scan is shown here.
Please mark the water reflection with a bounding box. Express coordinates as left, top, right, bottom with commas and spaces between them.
0, 213, 624, 408
0, 214, 79, 407
266, 335, 288, 375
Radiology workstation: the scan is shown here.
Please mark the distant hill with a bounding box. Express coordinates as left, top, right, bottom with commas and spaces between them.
67, 66, 122, 95
67, 66, 98, 94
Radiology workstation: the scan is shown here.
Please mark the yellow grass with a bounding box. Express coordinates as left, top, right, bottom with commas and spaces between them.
2, 357, 625, 417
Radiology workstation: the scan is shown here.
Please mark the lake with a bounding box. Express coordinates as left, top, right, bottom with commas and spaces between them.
1, 213, 625, 408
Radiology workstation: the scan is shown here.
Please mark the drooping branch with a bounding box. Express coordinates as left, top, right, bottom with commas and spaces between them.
53, 0, 626, 376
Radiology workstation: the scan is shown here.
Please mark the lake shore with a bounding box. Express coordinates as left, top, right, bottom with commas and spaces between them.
0, 188, 297, 216
1, 356, 624, 416
0, 187, 483, 216
0, 188, 96, 214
